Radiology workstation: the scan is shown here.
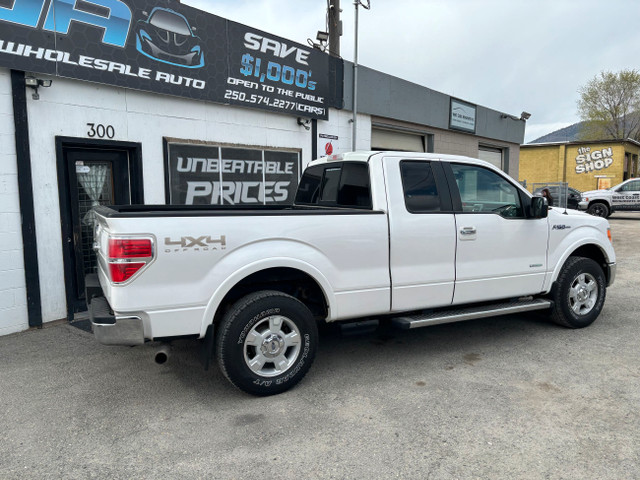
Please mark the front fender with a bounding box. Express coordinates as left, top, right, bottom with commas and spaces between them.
544, 225, 615, 292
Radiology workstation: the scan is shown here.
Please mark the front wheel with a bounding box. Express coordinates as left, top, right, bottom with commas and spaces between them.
587, 202, 609, 217
216, 290, 318, 396
549, 256, 606, 328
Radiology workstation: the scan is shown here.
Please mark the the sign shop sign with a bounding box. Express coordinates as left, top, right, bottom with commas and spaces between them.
575, 146, 614, 174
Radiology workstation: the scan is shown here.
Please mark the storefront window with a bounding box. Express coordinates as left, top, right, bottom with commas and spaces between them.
166, 142, 300, 205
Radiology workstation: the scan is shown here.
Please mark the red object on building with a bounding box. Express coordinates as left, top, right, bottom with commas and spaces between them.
325, 142, 333, 155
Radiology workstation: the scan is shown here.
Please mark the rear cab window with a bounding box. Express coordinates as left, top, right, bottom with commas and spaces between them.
398, 160, 452, 213
295, 162, 372, 209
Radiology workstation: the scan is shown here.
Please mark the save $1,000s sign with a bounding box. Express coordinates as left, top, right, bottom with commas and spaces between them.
0, 0, 338, 119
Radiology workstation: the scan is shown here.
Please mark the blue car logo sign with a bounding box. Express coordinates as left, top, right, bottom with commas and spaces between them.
135, 7, 205, 69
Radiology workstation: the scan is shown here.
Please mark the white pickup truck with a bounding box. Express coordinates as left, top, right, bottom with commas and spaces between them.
88, 151, 616, 396
578, 177, 640, 217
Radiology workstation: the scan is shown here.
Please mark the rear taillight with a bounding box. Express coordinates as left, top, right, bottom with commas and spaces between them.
107, 237, 154, 284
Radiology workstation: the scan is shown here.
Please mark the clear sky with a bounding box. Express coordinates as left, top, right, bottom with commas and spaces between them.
184, 0, 640, 143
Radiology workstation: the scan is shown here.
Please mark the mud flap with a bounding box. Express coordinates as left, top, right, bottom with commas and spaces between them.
199, 324, 216, 370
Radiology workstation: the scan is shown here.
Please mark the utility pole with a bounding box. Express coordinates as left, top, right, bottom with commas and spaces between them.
328, 0, 341, 57
352, 1, 360, 151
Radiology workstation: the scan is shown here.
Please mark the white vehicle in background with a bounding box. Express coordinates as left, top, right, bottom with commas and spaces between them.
87, 151, 616, 396
579, 178, 640, 217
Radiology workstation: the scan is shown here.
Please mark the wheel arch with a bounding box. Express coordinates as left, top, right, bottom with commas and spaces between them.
201, 260, 334, 337
548, 240, 613, 291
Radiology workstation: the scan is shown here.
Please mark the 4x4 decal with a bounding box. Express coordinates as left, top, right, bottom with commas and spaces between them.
164, 235, 226, 252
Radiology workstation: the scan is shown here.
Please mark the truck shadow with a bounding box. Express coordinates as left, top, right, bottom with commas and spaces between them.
158, 311, 561, 399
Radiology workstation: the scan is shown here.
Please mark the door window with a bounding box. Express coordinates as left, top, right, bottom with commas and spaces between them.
76, 161, 115, 276
450, 163, 523, 218
618, 180, 640, 192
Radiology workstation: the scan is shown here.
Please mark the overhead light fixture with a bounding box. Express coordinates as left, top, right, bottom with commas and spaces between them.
297, 117, 311, 130
24, 76, 52, 100
501, 111, 531, 122
316, 31, 329, 43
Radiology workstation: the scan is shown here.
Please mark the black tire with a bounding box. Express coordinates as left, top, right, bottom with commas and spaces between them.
216, 290, 318, 396
549, 256, 606, 328
587, 202, 609, 218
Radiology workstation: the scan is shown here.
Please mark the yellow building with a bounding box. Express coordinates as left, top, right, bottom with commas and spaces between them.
519, 139, 640, 192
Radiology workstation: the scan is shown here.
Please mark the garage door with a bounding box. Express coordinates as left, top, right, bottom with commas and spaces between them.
478, 146, 503, 170
371, 129, 425, 152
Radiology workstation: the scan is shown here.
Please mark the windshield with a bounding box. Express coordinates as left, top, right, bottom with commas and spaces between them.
149, 10, 191, 35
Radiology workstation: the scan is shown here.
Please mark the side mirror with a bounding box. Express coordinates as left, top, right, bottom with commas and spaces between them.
529, 196, 548, 218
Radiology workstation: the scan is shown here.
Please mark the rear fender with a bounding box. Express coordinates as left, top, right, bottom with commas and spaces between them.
200, 248, 336, 337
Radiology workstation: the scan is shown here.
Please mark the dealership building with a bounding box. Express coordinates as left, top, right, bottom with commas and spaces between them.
0, 0, 527, 336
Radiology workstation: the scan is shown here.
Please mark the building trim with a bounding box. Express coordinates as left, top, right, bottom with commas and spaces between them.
10, 70, 42, 328
523, 138, 640, 148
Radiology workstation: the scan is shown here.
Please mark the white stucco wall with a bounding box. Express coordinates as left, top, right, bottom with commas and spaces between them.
23, 76, 362, 323
0, 69, 29, 335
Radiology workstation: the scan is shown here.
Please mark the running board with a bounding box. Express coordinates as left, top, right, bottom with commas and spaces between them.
392, 298, 552, 330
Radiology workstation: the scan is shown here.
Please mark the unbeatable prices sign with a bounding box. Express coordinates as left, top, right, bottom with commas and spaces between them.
0, 0, 336, 119
167, 143, 300, 205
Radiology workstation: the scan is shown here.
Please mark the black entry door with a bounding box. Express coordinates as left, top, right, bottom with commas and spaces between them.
58, 141, 143, 317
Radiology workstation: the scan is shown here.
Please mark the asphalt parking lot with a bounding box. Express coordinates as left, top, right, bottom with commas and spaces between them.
1, 213, 639, 479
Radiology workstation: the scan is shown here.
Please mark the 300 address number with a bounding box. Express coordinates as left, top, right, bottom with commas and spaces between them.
87, 123, 115, 139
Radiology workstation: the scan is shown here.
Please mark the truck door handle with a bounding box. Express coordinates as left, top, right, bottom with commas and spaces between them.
460, 227, 477, 235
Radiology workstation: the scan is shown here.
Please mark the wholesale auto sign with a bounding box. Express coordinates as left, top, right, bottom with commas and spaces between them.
0, 0, 336, 119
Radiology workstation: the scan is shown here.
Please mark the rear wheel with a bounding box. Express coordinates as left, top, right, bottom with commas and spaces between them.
587, 202, 609, 217
549, 256, 606, 328
216, 290, 318, 396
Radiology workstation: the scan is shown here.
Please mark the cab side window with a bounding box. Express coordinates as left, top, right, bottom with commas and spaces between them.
295, 163, 372, 208
400, 161, 441, 213
450, 163, 523, 218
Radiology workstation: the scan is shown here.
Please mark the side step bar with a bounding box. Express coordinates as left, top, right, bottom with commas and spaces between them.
392, 298, 552, 330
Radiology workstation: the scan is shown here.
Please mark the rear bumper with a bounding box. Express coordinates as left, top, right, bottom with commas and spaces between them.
89, 297, 145, 346
86, 274, 144, 346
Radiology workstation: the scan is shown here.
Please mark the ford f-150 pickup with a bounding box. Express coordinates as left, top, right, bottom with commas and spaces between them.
88, 151, 616, 395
